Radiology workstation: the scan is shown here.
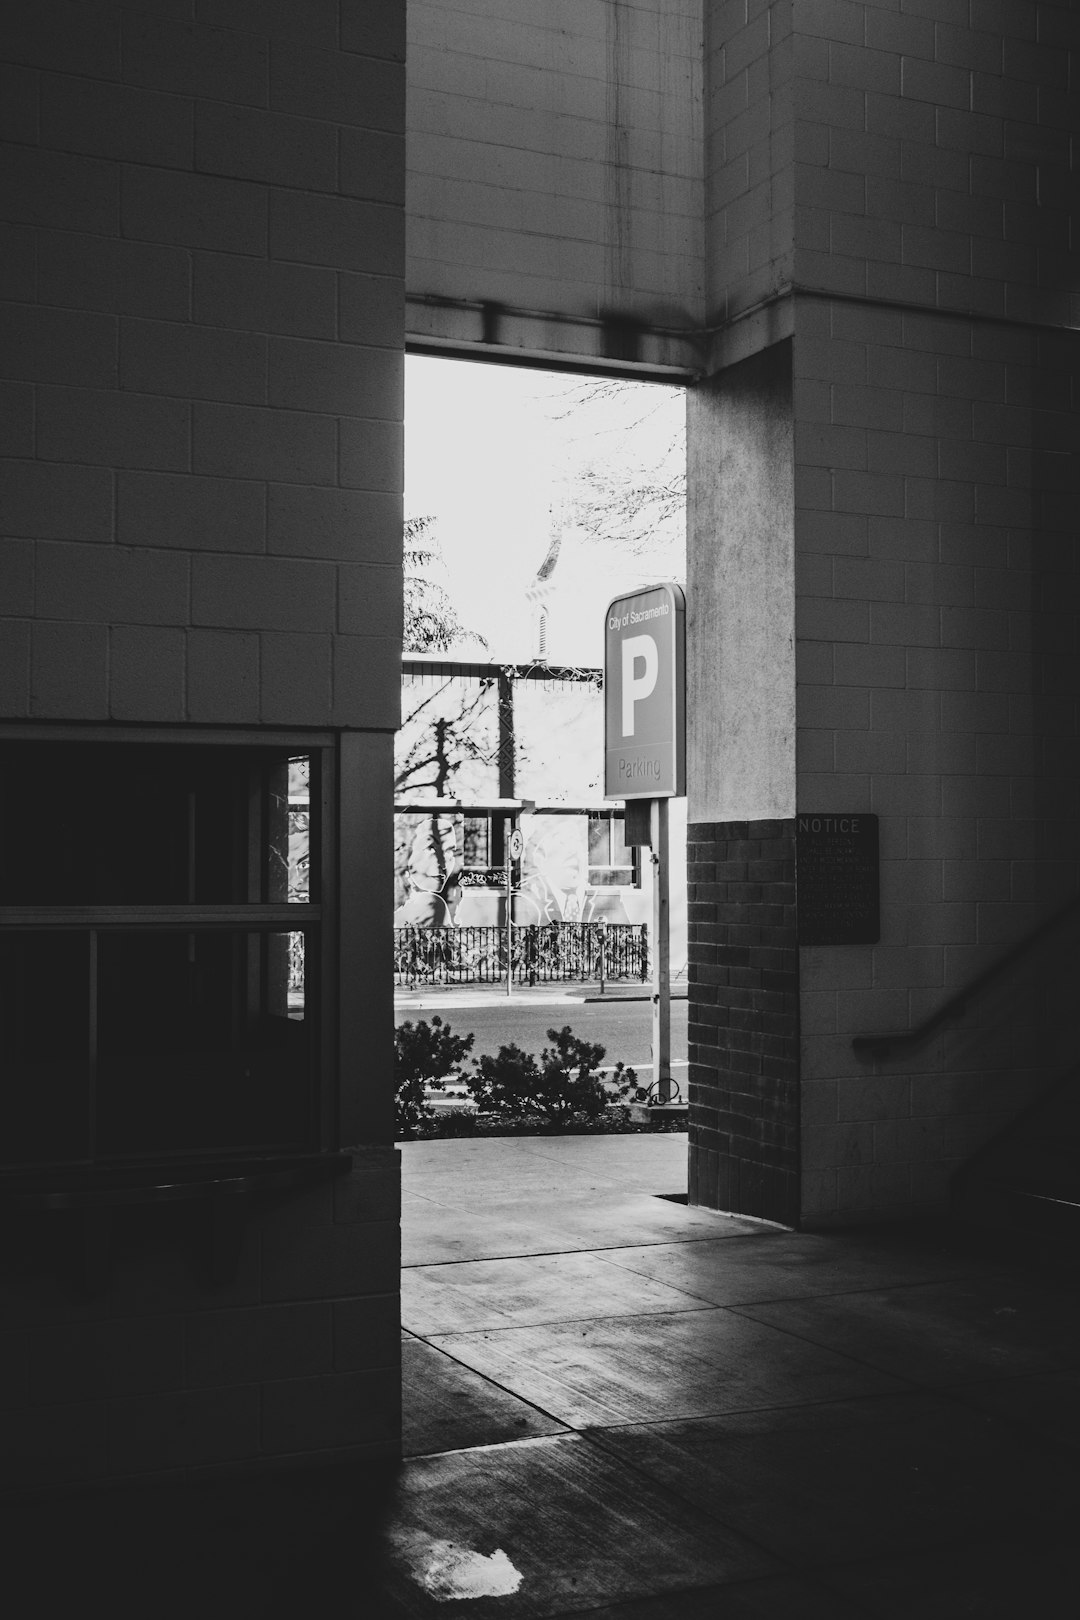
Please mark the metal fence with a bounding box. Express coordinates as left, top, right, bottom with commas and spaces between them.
393, 922, 649, 989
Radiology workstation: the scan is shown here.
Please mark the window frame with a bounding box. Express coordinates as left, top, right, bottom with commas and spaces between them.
587, 810, 638, 888
0, 724, 337, 1174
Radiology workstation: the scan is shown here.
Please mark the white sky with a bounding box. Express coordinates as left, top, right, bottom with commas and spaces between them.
404, 355, 685, 663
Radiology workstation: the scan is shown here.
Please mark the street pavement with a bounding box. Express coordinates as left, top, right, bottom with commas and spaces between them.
394, 980, 689, 1095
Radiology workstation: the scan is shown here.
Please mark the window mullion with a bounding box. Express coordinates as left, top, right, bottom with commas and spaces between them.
88, 928, 98, 1163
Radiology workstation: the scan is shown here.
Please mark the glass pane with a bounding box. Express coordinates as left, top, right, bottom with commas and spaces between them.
463, 816, 489, 867
587, 816, 610, 867
96, 930, 314, 1157
0, 744, 315, 906
0, 933, 90, 1167
288, 759, 310, 903
588, 867, 633, 887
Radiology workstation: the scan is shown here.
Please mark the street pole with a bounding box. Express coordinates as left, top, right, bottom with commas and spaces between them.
650, 796, 671, 1102
505, 815, 513, 998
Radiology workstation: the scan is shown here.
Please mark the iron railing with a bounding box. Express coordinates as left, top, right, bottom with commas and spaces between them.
393, 922, 649, 989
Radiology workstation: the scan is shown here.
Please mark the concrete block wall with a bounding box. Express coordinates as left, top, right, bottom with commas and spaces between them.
794, 299, 1080, 1224
0, 0, 406, 733
406, 0, 704, 368
785, 0, 1080, 1222
687, 0, 1079, 1225
0, 1, 408, 1489
704, 0, 794, 328
792, 0, 1078, 327
0, 1154, 400, 1493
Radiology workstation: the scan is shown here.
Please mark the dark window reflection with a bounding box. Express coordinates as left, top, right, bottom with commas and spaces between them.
0, 744, 312, 906
0, 933, 90, 1166
96, 931, 312, 1157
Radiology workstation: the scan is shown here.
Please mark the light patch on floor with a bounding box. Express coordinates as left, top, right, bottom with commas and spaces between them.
391, 1528, 523, 1600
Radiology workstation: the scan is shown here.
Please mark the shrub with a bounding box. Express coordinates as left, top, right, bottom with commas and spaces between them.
465, 1040, 538, 1121
394, 1016, 474, 1138
467, 1024, 636, 1127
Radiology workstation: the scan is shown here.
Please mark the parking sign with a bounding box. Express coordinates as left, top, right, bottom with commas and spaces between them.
604, 582, 685, 799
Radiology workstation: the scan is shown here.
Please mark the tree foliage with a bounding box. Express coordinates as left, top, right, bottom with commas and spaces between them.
404, 515, 486, 654
550, 378, 685, 568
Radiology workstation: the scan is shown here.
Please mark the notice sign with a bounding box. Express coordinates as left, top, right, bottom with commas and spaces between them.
796, 814, 880, 946
604, 582, 685, 800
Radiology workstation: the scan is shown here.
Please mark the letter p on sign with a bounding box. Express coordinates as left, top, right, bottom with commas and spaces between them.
622, 636, 658, 736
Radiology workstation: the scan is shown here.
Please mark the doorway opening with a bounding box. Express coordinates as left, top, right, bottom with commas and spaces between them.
395, 354, 688, 1135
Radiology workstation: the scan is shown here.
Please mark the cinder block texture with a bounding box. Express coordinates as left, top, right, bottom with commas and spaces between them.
405, 0, 705, 369
0, 1151, 401, 1495
0, 0, 406, 1499
793, 304, 1080, 1226
703, 0, 795, 328
687, 819, 800, 1227
789, 0, 1078, 327
1, 0, 405, 730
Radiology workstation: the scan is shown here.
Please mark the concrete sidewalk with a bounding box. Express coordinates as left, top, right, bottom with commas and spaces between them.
387, 1137, 1080, 1614
394, 979, 688, 1011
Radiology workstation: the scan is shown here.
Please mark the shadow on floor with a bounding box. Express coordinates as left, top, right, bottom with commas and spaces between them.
8, 1135, 1080, 1617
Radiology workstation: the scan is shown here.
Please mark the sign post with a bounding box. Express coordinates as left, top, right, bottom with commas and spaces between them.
506, 824, 524, 996
604, 584, 685, 1104
650, 797, 672, 1101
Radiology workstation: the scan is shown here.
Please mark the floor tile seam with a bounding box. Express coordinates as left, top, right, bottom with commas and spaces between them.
402, 1251, 719, 1303
401, 1334, 577, 1436
403, 1293, 719, 1335
394, 1421, 801, 1581
472, 1137, 678, 1175
719, 1301, 929, 1390
586, 1247, 772, 1311
704, 1230, 1012, 1263
400, 1232, 753, 1268
407, 1345, 638, 1429
576, 1383, 968, 1443
570, 1415, 1080, 1588
401, 1430, 577, 1466
720, 1293, 1080, 1376
585, 1252, 988, 1309
422, 1299, 761, 1345
554, 1427, 805, 1583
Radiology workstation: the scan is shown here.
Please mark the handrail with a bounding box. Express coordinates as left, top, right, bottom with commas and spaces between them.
852, 893, 1080, 1058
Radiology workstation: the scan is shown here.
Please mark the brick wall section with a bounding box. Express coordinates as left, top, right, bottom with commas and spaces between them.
687, 820, 800, 1226
0, 0, 406, 731
0, 1150, 400, 1493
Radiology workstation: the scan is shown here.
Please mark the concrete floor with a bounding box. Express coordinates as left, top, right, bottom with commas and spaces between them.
388, 1135, 1080, 1616
8, 1134, 1080, 1617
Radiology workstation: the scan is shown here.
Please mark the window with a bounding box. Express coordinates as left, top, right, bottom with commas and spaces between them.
587, 812, 636, 887
0, 739, 324, 1171
462, 815, 490, 869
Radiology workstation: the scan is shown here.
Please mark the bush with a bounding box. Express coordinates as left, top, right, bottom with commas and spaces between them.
394, 1016, 474, 1138
466, 1024, 637, 1128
